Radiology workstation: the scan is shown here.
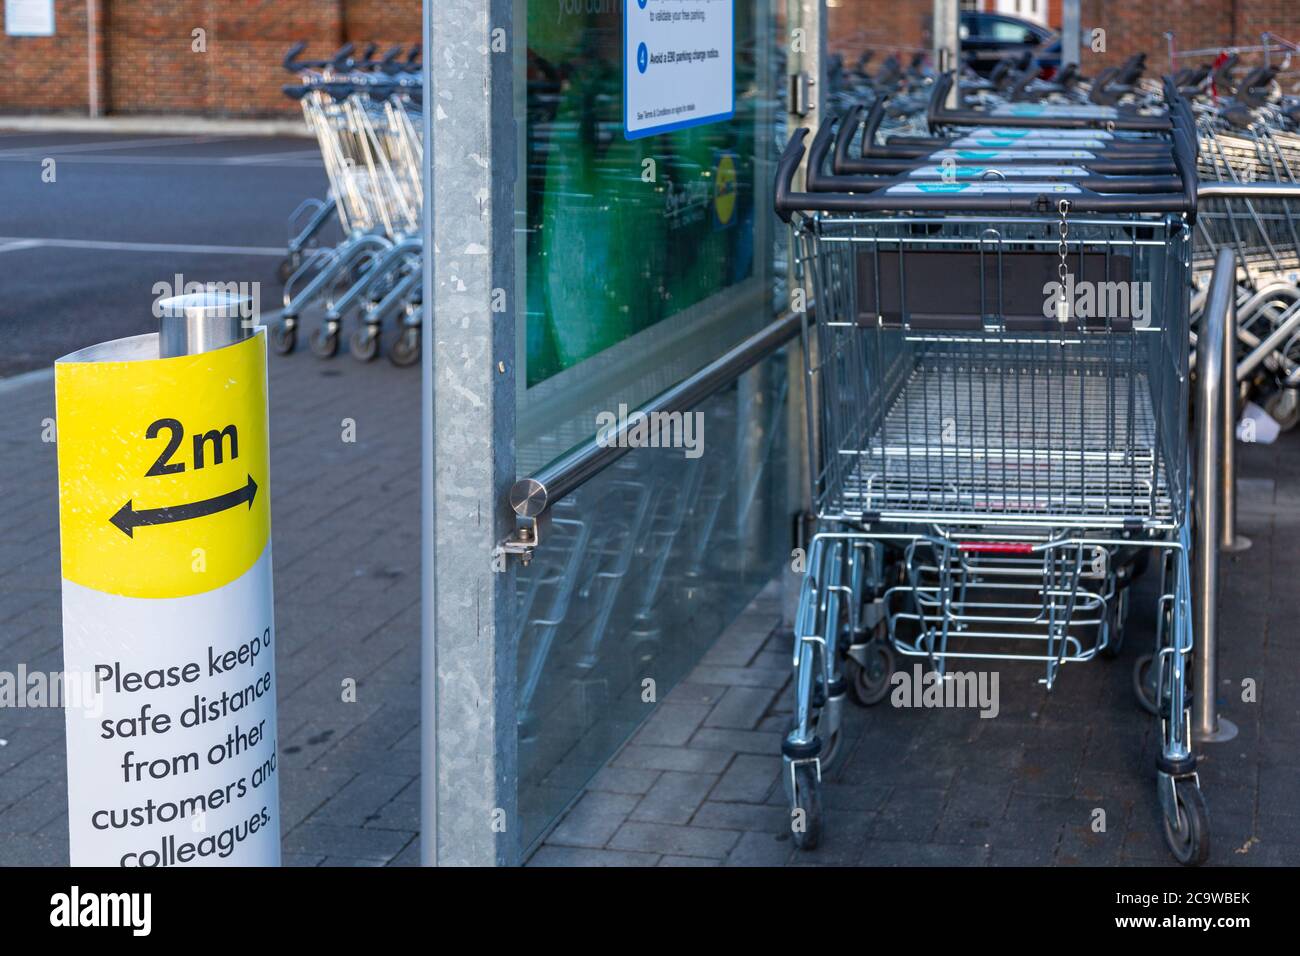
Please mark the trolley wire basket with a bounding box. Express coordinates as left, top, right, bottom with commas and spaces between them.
797, 211, 1192, 531
772, 84, 1210, 865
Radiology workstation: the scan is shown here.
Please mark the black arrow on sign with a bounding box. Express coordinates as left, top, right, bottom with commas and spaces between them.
110, 475, 258, 538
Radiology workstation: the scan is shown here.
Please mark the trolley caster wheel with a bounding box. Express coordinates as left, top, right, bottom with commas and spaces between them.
790, 763, 823, 851
389, 327, 420, 367
310, 324, 340, 358
845, 636, 895, 707
1133, 653, 1159, 715
1100, 585, 1130, 659
1162, 781, 1210, 866
349, 326, 380, 362
271, 321, 297, 355
1265, 387, 1300, 432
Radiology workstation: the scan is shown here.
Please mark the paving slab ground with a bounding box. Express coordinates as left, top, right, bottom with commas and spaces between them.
3, 131, 1298, 869
531, 438, 1300, 868
0, 354, 422, 866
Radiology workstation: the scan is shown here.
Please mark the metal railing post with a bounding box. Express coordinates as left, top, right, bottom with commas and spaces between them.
1221, 285, 1251, 552
1193, 248, 1239, 743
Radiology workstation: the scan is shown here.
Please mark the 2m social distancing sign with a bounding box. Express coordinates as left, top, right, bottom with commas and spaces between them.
624, 0, 734, 139
55, 331, 279, 866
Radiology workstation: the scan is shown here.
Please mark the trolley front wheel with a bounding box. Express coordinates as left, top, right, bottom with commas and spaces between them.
350, 326, 380, 362
271, 321, 297, 355
846, 631, 895, 707
310, 324, 340, 359
1133, 653, 1159, 715
791, 763, 823, 851
1265, 387, 1300, 432
389, 326, 421, 367
1163, 781, 1210, 866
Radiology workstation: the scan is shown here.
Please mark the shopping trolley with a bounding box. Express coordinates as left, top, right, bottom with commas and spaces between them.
276, 41, 424, 365
773, 84, 1211, 864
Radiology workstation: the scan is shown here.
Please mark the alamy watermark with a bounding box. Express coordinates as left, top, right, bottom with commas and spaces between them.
0, 666, 102, 718
595, 404, 704, 459
890, 664, 1000, 718
1042, 274, 1152, 327
151, 275, 262, 326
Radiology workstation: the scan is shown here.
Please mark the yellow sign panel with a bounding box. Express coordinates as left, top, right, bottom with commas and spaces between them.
55, 333, 271, 599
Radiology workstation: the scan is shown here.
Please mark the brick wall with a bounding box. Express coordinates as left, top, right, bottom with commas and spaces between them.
0, 0, 420, 118
3, 1, 1298, 118
827, 0, 1300, 78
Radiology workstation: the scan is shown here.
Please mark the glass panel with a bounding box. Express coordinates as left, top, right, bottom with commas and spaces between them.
513, 0, 791, 849
516, 353, 792, 849
516, 0, 782, 474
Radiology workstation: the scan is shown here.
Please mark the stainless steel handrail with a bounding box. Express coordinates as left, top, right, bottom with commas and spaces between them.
1193, 247, 1239, 743
1197, 182, 1300, 199
499, 310, 805, 560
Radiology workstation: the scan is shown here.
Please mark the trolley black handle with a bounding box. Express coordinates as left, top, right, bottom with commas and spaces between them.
775, 127, 1195, 219
331, 43, 356, 71
833, 105, 1175, 177
814, 116, 1182, 194
844, 100, 1166, 169
282, 41, 336, 73
927, 73, 1174, 132
282, 41, 308, 72
841, 152, 1177, 177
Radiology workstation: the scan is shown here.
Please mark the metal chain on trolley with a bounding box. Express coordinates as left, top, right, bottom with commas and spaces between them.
1055, 198, 1072, 343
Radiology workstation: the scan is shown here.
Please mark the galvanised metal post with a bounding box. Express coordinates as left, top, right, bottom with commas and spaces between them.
785, 0, 825, 625
933, 0, 960, 108
421, 0, 519, 866
1193, 248, 1238, 744
1061, 0, 1081, 69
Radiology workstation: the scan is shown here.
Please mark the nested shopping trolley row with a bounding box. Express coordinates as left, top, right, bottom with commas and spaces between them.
274, 42, 425, 366
773, 77, 1211, 863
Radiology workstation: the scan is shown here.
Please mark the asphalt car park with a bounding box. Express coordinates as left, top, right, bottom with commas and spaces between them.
0, 130, 327, 378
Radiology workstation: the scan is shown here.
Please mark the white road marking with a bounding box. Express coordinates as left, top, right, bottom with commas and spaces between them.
0, 135, 234, 157
0, 236, 286, 256
0, 153, 321, 168
0, 366, 54, 392
0, 239, 43, 254
226, 149, 324, 164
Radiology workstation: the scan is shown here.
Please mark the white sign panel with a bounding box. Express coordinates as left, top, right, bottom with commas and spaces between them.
55, 332, 280, 866
625, 0, 734, 140
5, 0, 55, 37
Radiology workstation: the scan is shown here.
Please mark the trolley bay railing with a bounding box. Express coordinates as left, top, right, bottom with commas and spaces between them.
499, 310, 805, 563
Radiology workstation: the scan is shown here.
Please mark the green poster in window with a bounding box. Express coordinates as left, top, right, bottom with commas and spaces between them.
525, 1, 757, 387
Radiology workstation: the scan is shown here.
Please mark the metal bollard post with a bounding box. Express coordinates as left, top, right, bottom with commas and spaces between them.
1219, 287, 1251, 552
158, 290, 250, 358
1193, 248, 1239, 744
55, 289, 281, 865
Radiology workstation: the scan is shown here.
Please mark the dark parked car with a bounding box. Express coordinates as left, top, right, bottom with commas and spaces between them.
960, 12, 1061, 78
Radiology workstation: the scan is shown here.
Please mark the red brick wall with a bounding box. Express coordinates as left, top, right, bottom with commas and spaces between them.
827, 0, 1300, 79
829, 0, 930, 63
4, 1, 1298, 117
0, 0, 420, 118
0, 0, 97, 111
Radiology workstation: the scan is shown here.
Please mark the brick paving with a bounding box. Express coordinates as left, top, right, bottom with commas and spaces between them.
4, 332, 1300, 867
0, 350, 422, 866
530, 439, 1300, 867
